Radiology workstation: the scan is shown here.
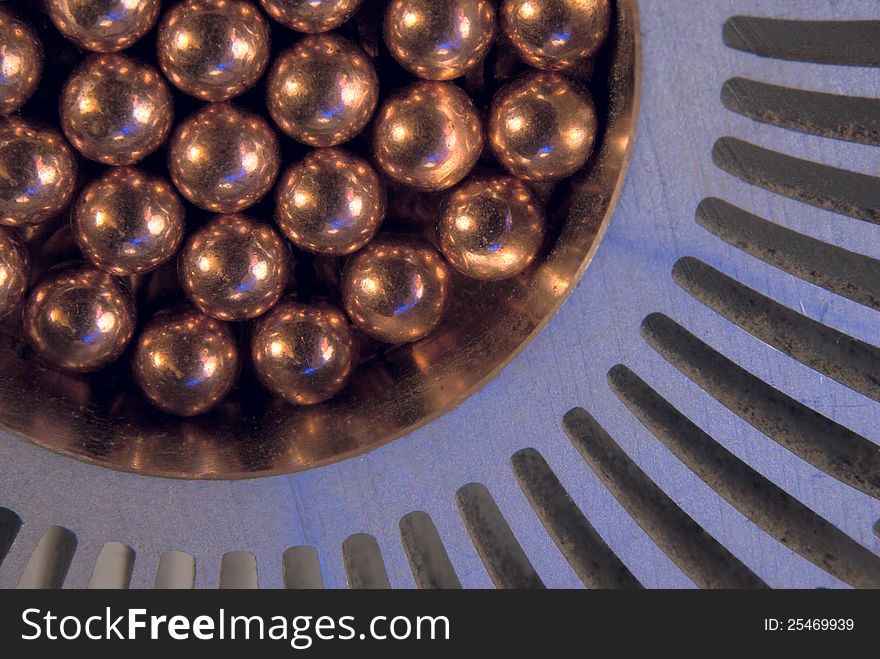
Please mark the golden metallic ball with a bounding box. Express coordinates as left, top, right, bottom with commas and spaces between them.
266, 34, 379, 147
73, 167, 186, 276
501, 0, 611, 70
157, 0, 271, 102
0, 226, 29, 318
0, 8, 42, 115
0, 118, 77, 227
252, 299, 357, 405
60, 54, 173, 165
179, 213, 290, 321
23, 264, 136, 372
342, 235, 451, 344
168, 103, 280, 212
489, 71, 597, 181
275, 148, 385, 256
373, 81, 483, 191
258, 0, 363, 32
46, 0, 161, 52
384, 0, 496, 80
437, 175, 545, 280
133, 306, 239, 416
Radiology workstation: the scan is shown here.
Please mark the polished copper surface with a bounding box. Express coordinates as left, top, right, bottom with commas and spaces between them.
168, 103, 280, 212
384, 0, 496, 81
437, 175, 546, 281
179, 213, 289, 321
23, 264, 136, 372
133, 306, 239, 416
0, 1, 639, 478
275, 148, 385, 256
0, 8, 42, 115
258, 0, 363, 32
73, 167, 186, 276
157, 0, 271, 102
489, 70, 598, 181
0, 226, 28, 318
342, 235, 451, 344
252, 299, 357, 405
266, 34, 378, 147
46, 0, 161, 53
502, 0, 611, 70
373, 81, 483, 191
60, 54, 173, 166
0, 118, 78, 227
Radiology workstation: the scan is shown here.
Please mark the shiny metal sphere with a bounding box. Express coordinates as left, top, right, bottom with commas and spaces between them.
384, 0, 496, 80
60, 54, 173, 165
179, 213, 290, 321
157, 0, 271, 102
0, 8, 42, 115
373, 81, 483, 191
168, 103, 280, 212
0, 226, 29, 318
46, 0, 161, 53
501, 0, 611, 70
342, 235, 451, 344
266, 34, 378, 147
73, 167, 186, 276
275, 148, 385, 256
252, 299, 357, 405
437, 175, 545, 280
259, 0, 362, 32
489, 71, 597, 181
23, 264, 136, 372
0, 118, 77, 227
133, 306, 239, 416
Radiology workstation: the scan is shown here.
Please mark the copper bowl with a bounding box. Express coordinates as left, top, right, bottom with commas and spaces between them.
0, 1, 640, 479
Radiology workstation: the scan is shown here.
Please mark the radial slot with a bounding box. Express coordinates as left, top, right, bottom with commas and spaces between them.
282, 546, 324, 589
342, 534, 391, 589
723, 17, 880, 67
696, 198, 880, 311
510, 448, 643, 589
0, 508, 22, 568
672, 257, 880, 402
88, 542, 135, 589
220, 551, 258, 589
155, 550, 196, 589
641, 313, 880, 499
399, 512, 462, 589
16, 526, 77, 589
456, 483, 546, 589
608, 365, 880, 589
562, 408, 767, 589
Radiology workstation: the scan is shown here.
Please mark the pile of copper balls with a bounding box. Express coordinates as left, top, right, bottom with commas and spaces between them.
0, 0, 609, 417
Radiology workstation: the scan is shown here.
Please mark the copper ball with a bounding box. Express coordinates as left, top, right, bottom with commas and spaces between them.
46, 0, 161, 53
342, 235, 451, 344
437, 175, 545, 280
252, 299, 357, 405
133, 306, 239, 416
60, 54, 173, 165
0, 8, 42, 115
168, 103, 280, 213
0, 226, 29, 318
266, 33, 378, 147
23, 264, 136, 372
489, 71, 597, 181
258, 0, 363, 32
373, 81, 483, 191
157, 0, 271, 102
0, 118, 78, 227
179, 213, 289, 321
384, 0, 496, 81
275, 148, 385, 256
501, 0, 611, 70
73, 167, 186, 276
